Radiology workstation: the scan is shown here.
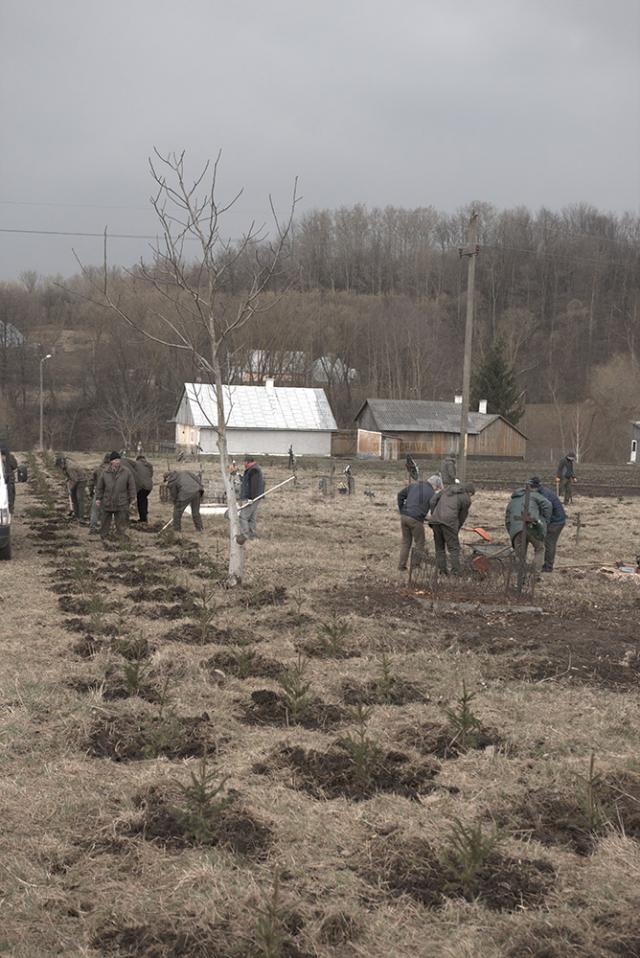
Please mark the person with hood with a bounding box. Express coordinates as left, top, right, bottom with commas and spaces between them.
556, 451, 576, 505
529, 476, 566, 572
164, 469, 204, 532
58, 457, 89, 522
237, 455, 265, 544
95, 452, 136, 540
397, 474, 442, 571
505, 482, 553, 573
428, 481, 475, 575
440, 453, 457, 486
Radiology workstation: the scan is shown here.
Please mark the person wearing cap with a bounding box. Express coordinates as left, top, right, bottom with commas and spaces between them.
505, 482, 553, 574
95, 452, 136, 540
529, 476, 566, 572
397, 474, 441, 571
237, 455, 264, 544
428, 481, 476, 575
556, 452, 577, 505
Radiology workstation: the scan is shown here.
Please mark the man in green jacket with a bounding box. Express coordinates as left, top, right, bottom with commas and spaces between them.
95, 452, 136, 540
505, 484, 553, 573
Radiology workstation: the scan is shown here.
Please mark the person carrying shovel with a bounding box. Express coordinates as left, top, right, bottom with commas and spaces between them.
236, 455, 264, 545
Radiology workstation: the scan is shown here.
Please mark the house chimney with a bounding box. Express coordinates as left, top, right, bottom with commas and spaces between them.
454, 394, 463, 404
265, 378, 275, 392
478, 399, 488, 414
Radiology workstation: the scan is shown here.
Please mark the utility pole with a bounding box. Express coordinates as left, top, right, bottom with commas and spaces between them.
458, 211, 480, 482
39, 354, 52, 451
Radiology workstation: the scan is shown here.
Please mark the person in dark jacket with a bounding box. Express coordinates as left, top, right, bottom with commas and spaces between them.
89, 453, 110, 534
405, 454, 419, 481
428, 482, 475, 575
59, 457, 89, 522
237, 455, 265, 543
95, 452, 136, 540
505, 484, 553, 573
440, 453, 457, 486
530, 476, 566, 572
165, 469, 204, 532
556, 452, 576, 504
397, 474, 442, 570
130, 456, 154, 523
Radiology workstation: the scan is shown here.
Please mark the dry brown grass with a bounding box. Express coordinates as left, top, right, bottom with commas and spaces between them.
1, 453, 639, 956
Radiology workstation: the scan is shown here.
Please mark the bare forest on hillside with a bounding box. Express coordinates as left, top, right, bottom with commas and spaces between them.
1, 201, 639, 459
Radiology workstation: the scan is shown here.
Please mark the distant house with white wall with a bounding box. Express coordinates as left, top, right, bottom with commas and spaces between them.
630, 422, 640, 464
173, 381, 337, 457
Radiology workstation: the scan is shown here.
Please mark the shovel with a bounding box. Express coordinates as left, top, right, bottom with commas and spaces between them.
462, 526, 492, 542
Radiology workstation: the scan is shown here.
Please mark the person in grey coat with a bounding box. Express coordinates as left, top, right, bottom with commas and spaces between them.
95, 452, 136, 540
428, 482, 475, 575
440, 453, 457, 486
165, 470, 204, 531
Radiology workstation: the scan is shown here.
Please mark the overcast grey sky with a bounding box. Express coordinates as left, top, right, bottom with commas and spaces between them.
1, 0, 638, 280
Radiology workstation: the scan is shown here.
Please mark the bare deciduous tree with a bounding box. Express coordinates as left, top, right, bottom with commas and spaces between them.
76, 150, 298, 586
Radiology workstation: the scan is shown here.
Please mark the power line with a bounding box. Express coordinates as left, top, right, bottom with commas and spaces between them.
0, 199, 153, 212
0, 227, 194, 241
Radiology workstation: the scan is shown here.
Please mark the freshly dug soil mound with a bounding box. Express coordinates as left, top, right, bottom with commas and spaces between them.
86, 709, 221, 761
341, 676, 427, 706
398, 720, 503, 759
358, 834, 555, 911
203, 649, 285, 680
253, 742, 440, 801
241, 689, 345, 730
163, 624, 260, 646
124, 784, 272, 857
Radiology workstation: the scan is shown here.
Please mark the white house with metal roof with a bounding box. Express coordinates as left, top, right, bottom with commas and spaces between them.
174, 381, 337, 457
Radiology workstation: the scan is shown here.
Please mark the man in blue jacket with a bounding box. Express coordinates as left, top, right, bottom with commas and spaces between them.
530, 476, 566, 572
397, 474, 441, 571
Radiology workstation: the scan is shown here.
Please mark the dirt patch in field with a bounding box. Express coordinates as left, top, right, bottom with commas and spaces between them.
86, 710, 222, 761
123, 784, 272, 857
69, 671, 161, 704
244, 584, 288, 608
58, 595, 120, 615
92, 921, 311, 958
323, 580, 422, 618
241, 690, 346, 729
162, 624, 260, 646
398, 720, 504, 759
358, 833, 555, 912
455, 612, 640, 691
137, 602, 196, 620
341, 676, 427, 706
296, 637, 362, 660
203, 649, 285, 680
253, 743, 440, 801
71, 635, 108, 658
497, 772, 640, 856
64, 618, 119, 636
126, 585, 193, 604
504, 907, 640, 957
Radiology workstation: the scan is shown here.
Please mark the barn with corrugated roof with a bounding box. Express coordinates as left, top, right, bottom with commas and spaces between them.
355, 398, 526, 459
173, 380, 337, 457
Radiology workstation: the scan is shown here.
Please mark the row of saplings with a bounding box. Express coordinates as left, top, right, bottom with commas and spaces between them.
24, 453, 640, 955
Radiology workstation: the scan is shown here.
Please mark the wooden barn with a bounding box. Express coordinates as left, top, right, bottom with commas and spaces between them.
355, 399, 526, 459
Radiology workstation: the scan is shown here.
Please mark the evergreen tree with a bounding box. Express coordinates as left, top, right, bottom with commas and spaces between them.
471, 338, 524, 424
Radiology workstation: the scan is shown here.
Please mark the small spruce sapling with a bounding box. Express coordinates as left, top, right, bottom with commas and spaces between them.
443, 818, 503, 897
341, 703, 382, 788
445, 680, 484, 752
176, 751, 233, 843
255, 872, 288, 958
279, 655, 312, 724
318, 612, 352, 656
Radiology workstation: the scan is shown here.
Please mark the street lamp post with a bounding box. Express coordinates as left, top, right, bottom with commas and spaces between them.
39, 354, 52, 451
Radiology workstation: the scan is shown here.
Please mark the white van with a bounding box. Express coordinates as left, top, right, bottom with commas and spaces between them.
0, 454, 11, 560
